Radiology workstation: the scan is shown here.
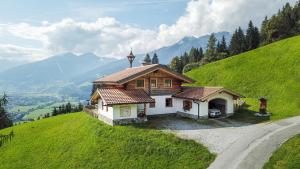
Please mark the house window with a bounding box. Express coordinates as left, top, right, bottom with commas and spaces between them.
120, 106, 131, 117
164, 79, 172, 88
183, 100, 192, 111
150, 99, 156, 108
136, 79, 145, 88
165, 98, 173, 107
101, 101, 104, 110
150, 79, 157, 88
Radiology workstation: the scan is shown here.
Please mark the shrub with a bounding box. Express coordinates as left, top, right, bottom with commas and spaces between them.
183, 62, 204, 73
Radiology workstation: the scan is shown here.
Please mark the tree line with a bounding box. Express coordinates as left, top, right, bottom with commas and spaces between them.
142, 53, 159, 65
169, 1, 300, 73
0, 94, 12, 130
50, 102, 83, 117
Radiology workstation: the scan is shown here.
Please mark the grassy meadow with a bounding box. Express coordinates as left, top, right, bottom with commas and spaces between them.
0, 112, 215, 169
186, 36, 300, 120
264, 134, 300, 169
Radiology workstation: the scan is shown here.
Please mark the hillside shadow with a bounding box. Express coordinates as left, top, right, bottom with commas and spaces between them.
230, 104, 270, 124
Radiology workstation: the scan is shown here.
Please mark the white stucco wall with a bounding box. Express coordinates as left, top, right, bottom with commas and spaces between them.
173, 92, 235, 117
96, 92, 235, 122
98, 100, 139, 120
173, 98, 201, 116
113, 104, 138, 120
147, 95, 176, 115
98, 99, 113, 119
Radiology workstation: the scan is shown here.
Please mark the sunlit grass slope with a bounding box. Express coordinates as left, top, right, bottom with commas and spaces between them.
186, 36, 300, 120
0, 112, 215, 169
264, 134, 300, 169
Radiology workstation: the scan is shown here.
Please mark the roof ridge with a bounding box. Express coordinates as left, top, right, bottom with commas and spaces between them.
127, 64, 159, 69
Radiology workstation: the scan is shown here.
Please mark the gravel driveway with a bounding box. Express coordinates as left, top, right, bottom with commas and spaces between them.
151, 116, 258, 154
150, 115, 300, 169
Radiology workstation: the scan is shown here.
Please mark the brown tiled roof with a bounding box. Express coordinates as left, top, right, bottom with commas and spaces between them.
93, 64, 195, 84
95, 89, 154, 105
173, 87, 243, 101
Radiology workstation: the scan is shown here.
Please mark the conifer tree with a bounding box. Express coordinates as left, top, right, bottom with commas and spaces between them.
198, 47, 204, 61
152, 53, 159, 64
216, 41, 221, 53
188, 47, 199, 63
205, 33, 217, 62
52, 107, 58, 116
260, 16, 269, 44
246, 21, 260, 50
220, 35, 228, 53
169, 56, 182, 73
181, 52, 189, 66
66, 102, 72, 113
78, 103, 83, 111
237, 27, 247, 52
143, 54, 152, 65
229, 28, 247, 55
0, 93, 12, 129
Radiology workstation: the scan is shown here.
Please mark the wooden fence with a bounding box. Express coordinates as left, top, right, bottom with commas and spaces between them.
0, 131, 14, 147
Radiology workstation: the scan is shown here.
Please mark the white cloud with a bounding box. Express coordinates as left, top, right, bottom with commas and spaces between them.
157, 0, 298, 45
0, 0, 297, 61
0, 44, 48, 61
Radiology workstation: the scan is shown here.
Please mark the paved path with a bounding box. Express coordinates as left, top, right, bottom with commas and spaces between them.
152, 116, 300, 169
209, 116, 300, 169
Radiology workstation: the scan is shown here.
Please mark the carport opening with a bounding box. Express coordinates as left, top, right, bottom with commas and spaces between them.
208, 98, 227, 116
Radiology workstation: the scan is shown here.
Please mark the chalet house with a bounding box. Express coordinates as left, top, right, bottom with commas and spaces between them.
90, 51, 242, 125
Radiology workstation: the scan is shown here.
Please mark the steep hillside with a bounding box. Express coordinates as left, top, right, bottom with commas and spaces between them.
0, 113, 215, 169
186, 36, 300, 120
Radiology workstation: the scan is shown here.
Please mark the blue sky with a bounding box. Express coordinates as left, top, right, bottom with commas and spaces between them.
0, 0, 188, 28
0, 0, 297, 61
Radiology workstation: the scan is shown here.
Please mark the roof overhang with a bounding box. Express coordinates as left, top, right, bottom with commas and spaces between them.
172, 87, 244, 102
199, 88, 245, 101
91, 89, 154, 106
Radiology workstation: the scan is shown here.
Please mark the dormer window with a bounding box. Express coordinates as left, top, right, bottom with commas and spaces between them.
164, 79, 172, 88
136, 79, 145, 88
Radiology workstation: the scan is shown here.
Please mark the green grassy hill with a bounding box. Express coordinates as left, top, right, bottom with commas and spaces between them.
0, 113, 215, 169
264, 134, 300, 169
186, 36, 300, 120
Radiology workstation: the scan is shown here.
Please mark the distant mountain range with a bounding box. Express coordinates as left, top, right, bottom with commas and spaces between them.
0, 31, 231, 99
0, 59, 27, 73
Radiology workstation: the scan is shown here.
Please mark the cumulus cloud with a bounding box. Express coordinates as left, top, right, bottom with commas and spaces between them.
157, 0, 298, 45
1, 18, 158, 60
0, 0, 297, 61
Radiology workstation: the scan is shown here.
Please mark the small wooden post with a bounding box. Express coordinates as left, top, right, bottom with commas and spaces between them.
144, 103, 147, 115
